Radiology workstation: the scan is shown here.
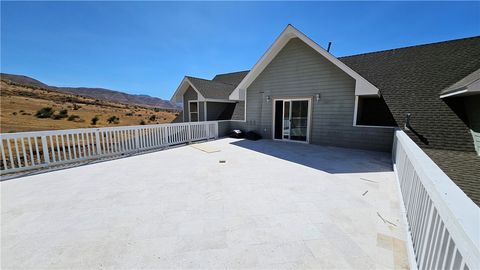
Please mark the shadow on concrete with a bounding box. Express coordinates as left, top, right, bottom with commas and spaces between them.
230, 139, 393, 174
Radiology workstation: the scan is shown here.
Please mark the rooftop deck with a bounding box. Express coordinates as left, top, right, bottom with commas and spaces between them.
1, 138, 410, 269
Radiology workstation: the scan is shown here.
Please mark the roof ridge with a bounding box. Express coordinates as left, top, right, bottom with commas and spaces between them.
186, 76, 233, 86
213, 70, 250, 77
339, 35, 480, 59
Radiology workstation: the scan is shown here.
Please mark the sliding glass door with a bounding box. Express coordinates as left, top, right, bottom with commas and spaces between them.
274, 99, 310, 142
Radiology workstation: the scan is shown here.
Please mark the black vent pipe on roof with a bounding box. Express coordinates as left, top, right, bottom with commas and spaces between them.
327, 42, 332, 52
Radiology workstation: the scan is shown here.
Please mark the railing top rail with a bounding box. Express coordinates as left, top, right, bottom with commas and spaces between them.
0, 121, 219, 138
395, 130, 480, 264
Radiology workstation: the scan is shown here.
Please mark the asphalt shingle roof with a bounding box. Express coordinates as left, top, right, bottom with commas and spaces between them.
186, 71, 249, 100
212, 70, 250, 86
186, 76, 235, 100
339, 36, 480, 206
339, 36, 480, 152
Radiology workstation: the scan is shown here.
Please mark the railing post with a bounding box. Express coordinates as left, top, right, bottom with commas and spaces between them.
205, 122, 209, 140
41, 135, 50, 165
215, 122, 219, 139
134, 128, 140, 151
187, 123, 192, 144
95, 129, 102, 155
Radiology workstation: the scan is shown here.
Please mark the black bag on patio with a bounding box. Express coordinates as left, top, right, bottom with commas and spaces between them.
245, 131, 261, 141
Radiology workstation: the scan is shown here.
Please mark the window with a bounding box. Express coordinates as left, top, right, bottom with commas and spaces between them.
189, 101, 199, 122
355, 96, 396, 127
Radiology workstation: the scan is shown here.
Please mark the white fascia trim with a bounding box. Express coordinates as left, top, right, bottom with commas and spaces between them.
439, 84, 480, 98
170, 77, 205, 103
440, 89, 469, 99
229, 24, 380, 100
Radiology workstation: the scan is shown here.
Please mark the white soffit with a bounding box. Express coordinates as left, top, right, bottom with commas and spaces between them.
229, 25, 380, 100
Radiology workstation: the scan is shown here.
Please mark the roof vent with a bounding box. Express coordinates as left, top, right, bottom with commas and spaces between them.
327, 42, 332, 52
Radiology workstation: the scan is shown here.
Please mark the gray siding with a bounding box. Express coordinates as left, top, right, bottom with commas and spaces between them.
218, 121, 231, 137
244, 38, 393, 152
465, 95, 480, 155
231, 101, 245, 121
198, 102, 205, 122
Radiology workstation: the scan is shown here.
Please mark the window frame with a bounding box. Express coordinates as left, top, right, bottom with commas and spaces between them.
189, 101, 199, 122
353, 96, 397, 129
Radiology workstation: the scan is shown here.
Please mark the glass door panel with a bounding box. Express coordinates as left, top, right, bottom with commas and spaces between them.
290, 100, 308, 141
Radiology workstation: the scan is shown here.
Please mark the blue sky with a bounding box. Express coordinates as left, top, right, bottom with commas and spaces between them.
1, 2, 479, 100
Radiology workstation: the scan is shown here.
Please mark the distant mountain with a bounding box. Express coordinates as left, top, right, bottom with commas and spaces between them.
0, 73, 50, 89
0, 73, 179, 110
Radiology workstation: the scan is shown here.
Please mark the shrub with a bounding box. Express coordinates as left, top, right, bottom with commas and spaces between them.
149, 115, 156, 121
107, 116, 120, 124
19, 110, 24, 113
12, 112, 17, 115
51, 109, 68, 120
67, 115, 80, 121
125, 112, 134, 116
35, 107, 54, 118
73, 104, 81, 110
140, 120, 146, 125
91, 116, 99, 125
154, 108, 161, 112
59, 109, 68, 117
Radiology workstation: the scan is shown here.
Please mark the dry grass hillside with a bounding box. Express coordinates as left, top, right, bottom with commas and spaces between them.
0, 81, 179, 133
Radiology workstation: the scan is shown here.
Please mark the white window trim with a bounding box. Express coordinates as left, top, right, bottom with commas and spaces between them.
353, 96, 397, 129
189, 101, 199, 122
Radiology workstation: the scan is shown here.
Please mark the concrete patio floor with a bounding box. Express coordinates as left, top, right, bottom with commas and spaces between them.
1, 138, 410, 269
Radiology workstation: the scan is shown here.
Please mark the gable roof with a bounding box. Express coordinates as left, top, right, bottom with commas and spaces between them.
170, 71, 248, 103
186, 76, 236, 100
229, 24, 380, 100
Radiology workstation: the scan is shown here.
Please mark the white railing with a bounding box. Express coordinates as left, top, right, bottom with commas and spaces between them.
393, 130, 480, 270
0, 121, 218, 174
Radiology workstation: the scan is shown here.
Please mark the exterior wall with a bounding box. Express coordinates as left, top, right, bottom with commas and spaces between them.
231, 101, 245, 121
217, 121, 231, 137
198, 102, 205, 122
183, 86, 197, 122
243, 38, 394, 152
465, 95, 480, 155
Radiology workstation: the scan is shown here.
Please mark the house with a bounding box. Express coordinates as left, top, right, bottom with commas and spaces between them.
2, 25, 479, 270
171, 25, 480, 206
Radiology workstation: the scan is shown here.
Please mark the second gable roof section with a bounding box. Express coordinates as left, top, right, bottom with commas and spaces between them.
170, 77, 205, 103
171, 76, 239, 103
229, 25, 380, 100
